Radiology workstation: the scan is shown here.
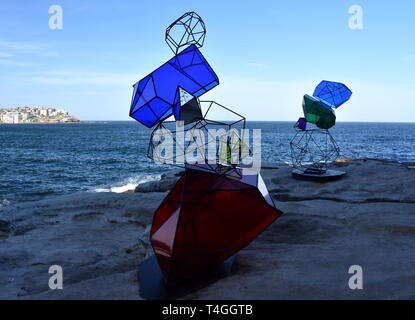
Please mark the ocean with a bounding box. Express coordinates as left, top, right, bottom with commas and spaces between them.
1, 121, 414, 205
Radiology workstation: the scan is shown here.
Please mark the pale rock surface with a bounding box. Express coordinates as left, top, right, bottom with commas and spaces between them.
0, 159, 414, 299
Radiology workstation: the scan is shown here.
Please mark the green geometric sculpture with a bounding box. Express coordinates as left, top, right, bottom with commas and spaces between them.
290, 80, 353, 181
302, 94, 336, 130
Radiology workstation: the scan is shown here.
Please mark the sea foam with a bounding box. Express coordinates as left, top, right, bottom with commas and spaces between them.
92, 174, 161, 193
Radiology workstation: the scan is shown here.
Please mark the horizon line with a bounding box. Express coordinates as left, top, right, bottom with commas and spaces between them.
78, 120, 415, 124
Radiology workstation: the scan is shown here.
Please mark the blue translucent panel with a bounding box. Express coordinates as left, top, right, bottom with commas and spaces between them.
173, 105, 180, 120
137, 75, 150, 93
130, 83, 139, 108
172, 88, 182, 119
131, 76, 156, 115
131, 104, 158, 128
174, 48, 194, 68
313, 80, 352, 109
194, 87, 206, 96
191, 50, 205, 65
203, 80, 219, 92
153, 64, 197, 100
130, 44, 219, 127
148, 98, 171, 119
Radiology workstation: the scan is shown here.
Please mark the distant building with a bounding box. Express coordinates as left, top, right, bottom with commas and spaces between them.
20, 113, 28, 121
9, 112, 20, 123
0, 106, 79, 123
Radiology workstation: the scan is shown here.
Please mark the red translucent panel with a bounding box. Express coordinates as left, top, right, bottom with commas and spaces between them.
151, 209, 180, 272
150, 167, 283, 284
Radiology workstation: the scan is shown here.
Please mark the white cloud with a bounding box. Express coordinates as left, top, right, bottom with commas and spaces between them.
0, 40, 58, 57
19, 70, 140, 86
0, 52, 13, 57
0, 58, 34, 67
247, 63, 266, 68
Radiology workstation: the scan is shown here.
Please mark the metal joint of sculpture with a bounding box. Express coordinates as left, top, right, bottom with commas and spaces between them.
129, 12, 283, 298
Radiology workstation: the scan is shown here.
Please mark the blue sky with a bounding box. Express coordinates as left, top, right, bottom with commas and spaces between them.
0, 0, 414, 121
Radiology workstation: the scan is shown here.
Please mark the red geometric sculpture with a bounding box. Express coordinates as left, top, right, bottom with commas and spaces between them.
150, 164, 283, 284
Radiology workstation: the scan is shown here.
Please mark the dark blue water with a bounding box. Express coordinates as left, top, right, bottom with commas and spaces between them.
1, 121, 414, 205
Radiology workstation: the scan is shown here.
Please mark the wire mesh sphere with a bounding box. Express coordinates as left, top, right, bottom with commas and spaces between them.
147, 100, 250, 172
165, 12, 206, 54
289, 128, 340, 172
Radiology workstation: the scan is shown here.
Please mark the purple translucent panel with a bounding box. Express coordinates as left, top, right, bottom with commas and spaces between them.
295, 117, 307, 130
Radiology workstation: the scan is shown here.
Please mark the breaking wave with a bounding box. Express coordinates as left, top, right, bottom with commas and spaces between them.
92, 174, 161, 193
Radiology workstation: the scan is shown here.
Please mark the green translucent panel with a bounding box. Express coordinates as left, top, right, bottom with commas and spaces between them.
305, 113, 320, 123
219, 131, 250, 165
302, 94, 336, 129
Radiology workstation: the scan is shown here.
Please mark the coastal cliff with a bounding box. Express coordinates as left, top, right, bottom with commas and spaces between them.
0, 159, 414, 299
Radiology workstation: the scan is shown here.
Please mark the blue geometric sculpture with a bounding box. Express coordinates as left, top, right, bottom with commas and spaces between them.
313, 80, 352, 109
290, 80, 353, 181
132, 11, 283, 300
130, 44, 219, 127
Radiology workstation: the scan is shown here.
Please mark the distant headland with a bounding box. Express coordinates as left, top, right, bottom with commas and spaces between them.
0, 106, 80, 124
